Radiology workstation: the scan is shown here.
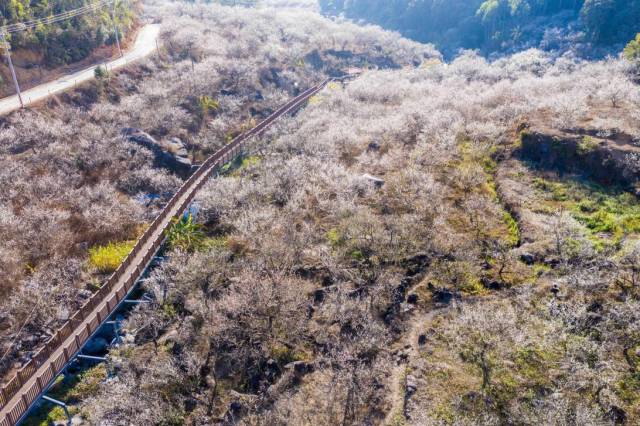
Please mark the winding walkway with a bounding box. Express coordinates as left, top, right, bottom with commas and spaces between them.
0, 78, 333, 426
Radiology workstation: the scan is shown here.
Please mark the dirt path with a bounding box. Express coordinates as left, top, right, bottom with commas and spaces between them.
384, 307, 444, 425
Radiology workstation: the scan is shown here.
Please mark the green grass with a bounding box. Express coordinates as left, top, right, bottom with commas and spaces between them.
617, 372, 640, 404
22, 405, 77, 426
502, 211, 520, 247
221, 154, 261, 175
326, 228, 343, 248
88, 241, 135, 273
22, 365, 107, 426
534, 177, 640, 245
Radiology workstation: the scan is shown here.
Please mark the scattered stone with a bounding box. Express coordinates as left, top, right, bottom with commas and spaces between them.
407, 293, 418, 304
418, 334, 427, 346
545, 257, 561, 268
367, 141, 381, 152
122, 332, 135, 344
400, 303, 415, 314
362, 173, 385, 188
608, 406, 627, 424
158, 328, 179, 345
395, 349, 410, 364
520, 253, 535, 265
122, 128, 192, 177
585, 312, 603, 327
433, 288, 454, 305
77, 289, 93, 300
285, 361, 313, 375
314, 288, 325, 303
550, 284, 560, 296
587, 300, 603, 312
166, 137, 188, 157
405, 375, 417, 395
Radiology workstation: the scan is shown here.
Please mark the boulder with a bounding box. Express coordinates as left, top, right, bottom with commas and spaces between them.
362, 173, 385, 189
284, 361, 314, 376
367, 141, 381, 152
520, 253, 536, 265
166, 137, 189, 158
122, 128, 192, 177
433, 288, 455, 305
405, 375, 418, 395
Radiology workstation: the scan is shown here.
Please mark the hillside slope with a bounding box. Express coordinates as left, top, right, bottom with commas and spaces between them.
77, 20, 640, 426
320, 0, 640, 57
0, 0, 434, 392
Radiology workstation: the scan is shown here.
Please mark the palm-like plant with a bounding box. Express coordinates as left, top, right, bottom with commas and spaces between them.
166, 214, 206, 252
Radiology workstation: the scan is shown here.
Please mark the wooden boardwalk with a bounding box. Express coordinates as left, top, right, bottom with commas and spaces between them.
0, 78, 331, 426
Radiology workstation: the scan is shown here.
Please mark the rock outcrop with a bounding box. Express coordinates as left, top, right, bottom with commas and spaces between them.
518, 126, 640, 189
122, 128, 192, 177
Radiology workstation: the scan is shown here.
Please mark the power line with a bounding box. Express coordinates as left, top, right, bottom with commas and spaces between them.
0, 0, 123, 107
0, 0, 114, 35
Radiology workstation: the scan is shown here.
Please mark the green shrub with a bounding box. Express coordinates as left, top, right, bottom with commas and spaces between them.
577, 136, 599, 155
502, 211, 520, 247
326, 228, 343, 248
198, 95, 220, 117
88, 241, 135, 273
166, 214, 206, 252
94, 65, 109, 80
624, 33, 640, 61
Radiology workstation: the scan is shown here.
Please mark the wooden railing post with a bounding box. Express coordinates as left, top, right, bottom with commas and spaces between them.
0, 81, 326, 425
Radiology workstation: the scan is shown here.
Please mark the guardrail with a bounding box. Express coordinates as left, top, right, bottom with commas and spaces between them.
0, 77, 332, 426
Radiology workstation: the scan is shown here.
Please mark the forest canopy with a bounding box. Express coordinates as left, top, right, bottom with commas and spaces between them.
320, 0, 640, 57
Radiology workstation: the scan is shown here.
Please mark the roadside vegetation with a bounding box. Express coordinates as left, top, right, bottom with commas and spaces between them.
0, 0, 136, 67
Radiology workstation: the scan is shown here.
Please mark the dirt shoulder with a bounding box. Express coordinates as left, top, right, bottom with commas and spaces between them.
0, 23, 141, 99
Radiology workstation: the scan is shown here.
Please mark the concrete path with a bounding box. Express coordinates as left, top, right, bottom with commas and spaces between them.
0, 24, 160, 115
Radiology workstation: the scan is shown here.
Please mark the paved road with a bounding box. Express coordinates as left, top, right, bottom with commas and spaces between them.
0, 24, 160, 115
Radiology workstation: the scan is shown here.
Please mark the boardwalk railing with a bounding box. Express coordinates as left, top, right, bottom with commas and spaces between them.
0, 78, 332, 426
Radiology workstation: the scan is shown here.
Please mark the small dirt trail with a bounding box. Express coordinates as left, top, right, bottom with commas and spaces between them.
384, 307, 443, 425
0, 24, 160, 115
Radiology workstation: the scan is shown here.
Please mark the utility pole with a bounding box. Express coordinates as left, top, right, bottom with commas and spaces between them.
112, 0, 123, 58
0, 30, 24, 108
